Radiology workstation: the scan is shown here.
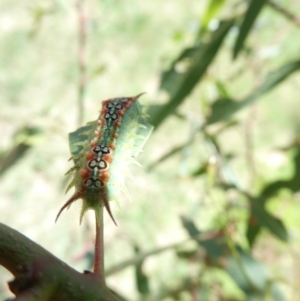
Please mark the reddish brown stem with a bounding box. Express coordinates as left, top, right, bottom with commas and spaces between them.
94, 207, 105, 283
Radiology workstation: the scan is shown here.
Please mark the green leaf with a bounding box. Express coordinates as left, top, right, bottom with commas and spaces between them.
191, 162, 207, 177
226, 248, 268, 299
214, 80, 231, 98
260, 180, 290, 199
134, 245, 150, 295
0, 126, 43, 176
148, 142, 191, 170
246, 215, 261, 247
159, 47, 198, 97
206, 59, 300, 124
176, 249, 198, 260
200, 236, 228, 262
250, 198, 288, 242
225, 248, 286, 301
206, 97, 239, 125
201, 0, 228, 30
260, 147, 300, 197
180, 215, 201, 237
233, 0, 268, 58
217, 184, 288, 243
181, 216, 227, 262
149, 19, 235, 129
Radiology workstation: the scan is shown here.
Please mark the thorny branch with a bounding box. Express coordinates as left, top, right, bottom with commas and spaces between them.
0, 222, 119, 301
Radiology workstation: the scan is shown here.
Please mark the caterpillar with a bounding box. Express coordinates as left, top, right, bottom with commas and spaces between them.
56, 93, 153, 225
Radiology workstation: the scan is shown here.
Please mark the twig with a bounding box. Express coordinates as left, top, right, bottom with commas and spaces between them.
94, 207, 105, 283
77, 0, 88, 126
245, 106, 257, 189
106, 231, 217, 276
267, 0, 300, 28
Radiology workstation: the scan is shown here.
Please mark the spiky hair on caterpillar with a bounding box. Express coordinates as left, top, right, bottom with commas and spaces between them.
56, 93, 153, 225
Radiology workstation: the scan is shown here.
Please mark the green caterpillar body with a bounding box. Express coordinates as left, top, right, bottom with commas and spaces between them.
56, 93, 153, 225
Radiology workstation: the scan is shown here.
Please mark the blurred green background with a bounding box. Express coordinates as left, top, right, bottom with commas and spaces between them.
1, 0, 300, 300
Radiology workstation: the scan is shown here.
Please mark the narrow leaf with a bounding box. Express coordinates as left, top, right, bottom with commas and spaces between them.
207, 59, 300, 124
233, 0, 268, 58
149, 19, 235, 129
246, 215, 261, 247
191, 163, 207, 177
225, 248, 286, 301
159, 47, 198, 97
250, 198, 288, 242
148, 142, 191, 170
226, 248, 268, 299
261, 148, 300, 197
202, 0, 227, 29
0, 126, 42, 176
181, 216, 227, 261
181, 215, 201, 237
134, 245, 150, 295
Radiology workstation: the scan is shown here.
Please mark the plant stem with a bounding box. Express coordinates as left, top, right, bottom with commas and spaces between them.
77, 0, 88, 126
267, 0, 300, 28
94, 206, 105, 284
94, 206, 105, 283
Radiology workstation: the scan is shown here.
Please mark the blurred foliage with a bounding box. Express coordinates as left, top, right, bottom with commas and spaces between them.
0, 126, 43, 176
1, 0, 300, 300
